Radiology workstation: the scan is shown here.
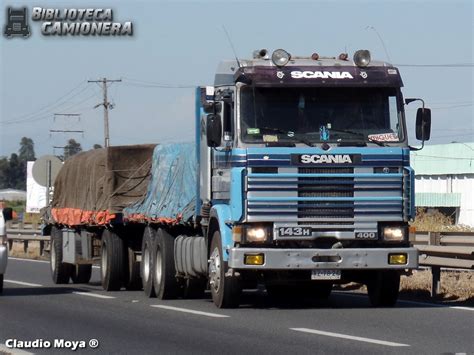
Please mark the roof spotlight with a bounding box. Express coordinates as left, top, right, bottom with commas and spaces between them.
311, 53, 319, 60
338, 53, 349, 61
253, 49, 269, 59
353, 50, 371, 67
271, 49, 291, 67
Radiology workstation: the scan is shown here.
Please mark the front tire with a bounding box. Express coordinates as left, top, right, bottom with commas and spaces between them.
50, 226, 73, 284
101, 229, 125, 291
367, 270, 400, 307
153, 228, 180, 299
209, 231, 241, 308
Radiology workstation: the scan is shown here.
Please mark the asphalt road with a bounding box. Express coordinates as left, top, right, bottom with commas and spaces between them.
1, 258, 473, 355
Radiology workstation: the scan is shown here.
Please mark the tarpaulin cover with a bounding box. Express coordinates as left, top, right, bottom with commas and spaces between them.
49, 144, 156, 226
123, 143, 196, 224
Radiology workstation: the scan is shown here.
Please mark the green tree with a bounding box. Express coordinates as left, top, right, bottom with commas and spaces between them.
93, 144, 102, 149
0, 157, 8, 188
64, 139, 82, 160
19, 137, 36, 162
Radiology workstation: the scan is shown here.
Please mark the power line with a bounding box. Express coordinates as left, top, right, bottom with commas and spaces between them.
395, 63, 474, 67
122, 77, 195, 88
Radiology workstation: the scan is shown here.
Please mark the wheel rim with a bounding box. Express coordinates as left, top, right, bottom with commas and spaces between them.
209, 247, 221, 293
50, 242, 56, 273
101, 242, 108, 280
155, 247, 162, 287
143, 244, 151, 283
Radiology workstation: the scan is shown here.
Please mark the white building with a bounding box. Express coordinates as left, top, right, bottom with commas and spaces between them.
411, 143, 474, 226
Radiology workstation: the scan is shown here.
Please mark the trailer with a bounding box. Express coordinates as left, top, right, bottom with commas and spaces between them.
44, 49, 432, 308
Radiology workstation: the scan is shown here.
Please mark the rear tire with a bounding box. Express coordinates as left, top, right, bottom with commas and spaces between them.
209, 231, 241, 308
124, 246, 142, 290
101, 229, 125, 291
71, 264, 92, 284
182, 278, 207, 299
141, 227, 155, 297
367, 270, 400, 307
50, 226, 73, 284
153, 228, 180, 299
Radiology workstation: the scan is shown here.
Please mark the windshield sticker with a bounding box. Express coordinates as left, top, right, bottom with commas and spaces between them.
320, 126, 330, 141
368, 133, 399, 142
247, 128, 260, 135
263, 134, 278, 143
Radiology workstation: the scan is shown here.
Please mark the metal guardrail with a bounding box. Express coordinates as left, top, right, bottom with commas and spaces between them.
6, 224, 474, 297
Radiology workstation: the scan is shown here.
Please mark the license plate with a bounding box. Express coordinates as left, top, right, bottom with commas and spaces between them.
277, 227, 312, 237
311, 269, 341, 280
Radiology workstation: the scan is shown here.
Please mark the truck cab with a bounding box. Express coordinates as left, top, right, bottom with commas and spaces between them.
197, 49, 431, 307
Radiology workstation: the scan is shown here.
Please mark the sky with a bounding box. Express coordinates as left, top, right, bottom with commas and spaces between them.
0, 0, 473, 157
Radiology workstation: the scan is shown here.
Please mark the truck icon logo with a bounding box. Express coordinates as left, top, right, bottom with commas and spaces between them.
276, 71, 285, 79
4, 7, 30, 38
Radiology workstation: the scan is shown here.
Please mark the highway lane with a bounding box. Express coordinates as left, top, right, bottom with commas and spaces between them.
1, 258, 473, 354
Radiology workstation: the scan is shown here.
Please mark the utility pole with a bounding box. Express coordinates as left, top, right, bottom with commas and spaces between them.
88, 78, 121, 147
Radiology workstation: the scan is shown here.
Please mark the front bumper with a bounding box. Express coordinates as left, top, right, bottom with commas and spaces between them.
228, 247, 418, 270
0, 244, 8, 274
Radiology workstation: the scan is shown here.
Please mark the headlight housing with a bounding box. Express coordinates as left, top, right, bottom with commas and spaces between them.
381, 225, 407, 242
233, 225, 272, 244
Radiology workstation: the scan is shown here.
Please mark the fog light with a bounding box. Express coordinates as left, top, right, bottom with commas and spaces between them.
246, 227, 267, 243
383, 226, 405, 241
389, 253, 407, 265
244, 254, 265, 265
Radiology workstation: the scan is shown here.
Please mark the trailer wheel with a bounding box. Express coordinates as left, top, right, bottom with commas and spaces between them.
50, 226, 73, 284
141, 226, 155, 297
182, 278, 207, 299
367, 270, 400, 307
124, 246, 142, 290
153, 228, 180, 299
209, 231, 241, 308
71, 264, 92, 284
101, 229, 125, 291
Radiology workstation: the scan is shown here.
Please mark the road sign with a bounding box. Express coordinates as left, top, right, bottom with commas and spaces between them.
32, 155, 62, 187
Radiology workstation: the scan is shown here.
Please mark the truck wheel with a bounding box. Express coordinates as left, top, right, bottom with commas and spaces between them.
50, 226, 73, 284
367, 270, 400, 307
101, 229, 125, 291
209, 231, 241, 308
124, 246, 142, 290
141, 226, 155, 297
182, 278, 207, 299
71, 264, 92, 284
153, 228, 180, 299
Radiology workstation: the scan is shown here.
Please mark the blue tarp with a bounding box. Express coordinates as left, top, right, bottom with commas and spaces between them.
123, 143, 196, 224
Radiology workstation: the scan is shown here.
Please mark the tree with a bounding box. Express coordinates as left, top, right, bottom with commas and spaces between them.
19, 137, 36, 162
93, 144, 102, 149
64, 139, 82, 160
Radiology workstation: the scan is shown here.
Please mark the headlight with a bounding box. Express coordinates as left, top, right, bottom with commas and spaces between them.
271, 49, 291, 67
246, 227, 268, 243
382, 226, 405, 242
353, 49, 371, 67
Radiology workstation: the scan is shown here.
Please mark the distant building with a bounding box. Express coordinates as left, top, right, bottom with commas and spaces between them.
411, 143, 474, 226
0, 188, 27, 201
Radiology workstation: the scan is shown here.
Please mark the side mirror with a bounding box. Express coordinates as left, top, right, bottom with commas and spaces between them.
2, 207, 13, 221
206, 114, 222, 147
416, 107, 431, 141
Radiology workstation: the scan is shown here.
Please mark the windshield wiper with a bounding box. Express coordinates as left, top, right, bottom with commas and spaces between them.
257, 126, 314, 147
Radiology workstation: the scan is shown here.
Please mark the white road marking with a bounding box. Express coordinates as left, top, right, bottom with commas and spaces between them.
4, 279, 43, 287
450, 306, 474, 312
9, 257, 100, 269
0, 343, 35, 355
72, 291, 115, 299
290, 328, 409, 347
151, 305, 230, 318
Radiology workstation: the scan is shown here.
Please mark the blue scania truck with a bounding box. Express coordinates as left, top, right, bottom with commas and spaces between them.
46, 49, 431, 308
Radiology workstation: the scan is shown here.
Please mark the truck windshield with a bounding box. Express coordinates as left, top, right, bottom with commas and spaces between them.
240, 86, 404, 144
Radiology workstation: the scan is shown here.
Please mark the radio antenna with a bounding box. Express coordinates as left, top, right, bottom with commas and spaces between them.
366, 26, 391, 62
222, 25, 241, 68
